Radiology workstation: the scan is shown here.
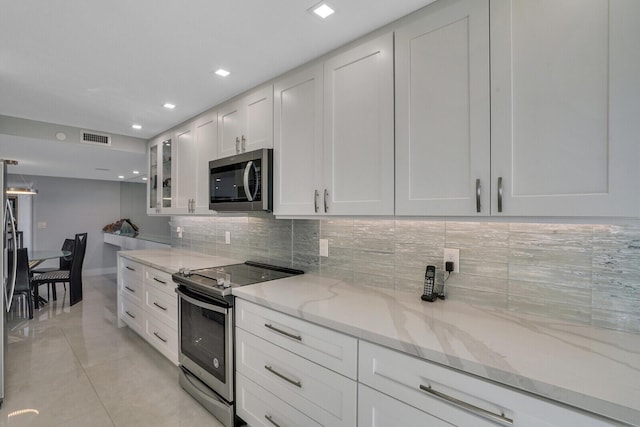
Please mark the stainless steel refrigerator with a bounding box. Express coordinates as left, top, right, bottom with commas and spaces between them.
1, 160, 18, 408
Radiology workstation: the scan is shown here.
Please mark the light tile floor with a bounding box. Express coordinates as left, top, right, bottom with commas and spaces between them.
1, 274, 223, 427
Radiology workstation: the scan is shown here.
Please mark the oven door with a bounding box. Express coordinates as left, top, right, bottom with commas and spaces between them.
177, 286, 233, 402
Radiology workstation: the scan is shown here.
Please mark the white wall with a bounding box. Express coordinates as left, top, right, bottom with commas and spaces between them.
26, 175, 121, 275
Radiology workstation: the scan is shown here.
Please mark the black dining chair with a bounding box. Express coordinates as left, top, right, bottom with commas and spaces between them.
8, 248, 33, 319
31, 238, 75, 300
31, 233, 87, 307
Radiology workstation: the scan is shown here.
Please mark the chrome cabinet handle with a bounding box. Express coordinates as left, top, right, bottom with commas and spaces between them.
265, 323, 302, 341
125, 311, 135, 319
125, 266, 136, 271
264, 415, 281, 427
476, 179, 481, 213
241, 134, 246, 152
235, 137, 240, 153
153, 277, 167, 285
264, 365, 301, 388
314, 189, 319, 213
419, 384, 513, 426
153, 302, 168, 311
497, 177, 503, 213
153, 332, 167, 343
324, 189, 329, 213
124, 286, 135, 293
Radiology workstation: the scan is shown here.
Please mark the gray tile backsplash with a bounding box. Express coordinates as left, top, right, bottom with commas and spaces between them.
171, 214, 640, 334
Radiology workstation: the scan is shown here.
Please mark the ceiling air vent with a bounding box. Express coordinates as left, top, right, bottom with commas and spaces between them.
81, 130, 111, 146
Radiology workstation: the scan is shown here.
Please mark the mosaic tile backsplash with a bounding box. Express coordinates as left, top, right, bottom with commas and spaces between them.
171, 214, 640, 334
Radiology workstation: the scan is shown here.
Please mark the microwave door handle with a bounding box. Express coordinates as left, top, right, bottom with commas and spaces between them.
243, 161, 260, 202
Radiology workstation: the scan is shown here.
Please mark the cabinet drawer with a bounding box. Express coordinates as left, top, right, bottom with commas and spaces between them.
144, 285, 177, 329
359, 383, 453, 427
120, 274, 142, 305
359, 341, 621, 427
120, 293, 143, 335
120, 258, 143, 282
236, 373, 322, 427
145, 311, 178, 365
144, 267, 175, 296
236, 328, 356, 427
236, 299, 357, 379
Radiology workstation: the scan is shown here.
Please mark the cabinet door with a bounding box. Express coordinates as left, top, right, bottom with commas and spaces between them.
194, 112, 218, 213
147, 134, 173, 215
243, 85, 273, 152
218, 100, 243, 158
395, 0, 490, 216
175, 124, 195, 212
324, 33, 394, 215
491, 0, 640, 216
273, 64, 324, 215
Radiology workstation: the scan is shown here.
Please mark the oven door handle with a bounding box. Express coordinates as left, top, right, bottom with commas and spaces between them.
176, 288, 228, 314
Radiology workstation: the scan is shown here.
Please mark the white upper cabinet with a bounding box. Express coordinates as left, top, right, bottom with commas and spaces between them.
395, 0, 490, 216
193, 111, 218, 213
323, 33, 395, 216
218, 85, 273, 158
147, 133, 174, 215
491, 0, 640, 216
174, 123, 195, 212
273, 64, 324, 215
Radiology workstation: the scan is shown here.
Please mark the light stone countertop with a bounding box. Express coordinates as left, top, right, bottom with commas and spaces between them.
117, 248, 240, 274
232, 274, 640, 426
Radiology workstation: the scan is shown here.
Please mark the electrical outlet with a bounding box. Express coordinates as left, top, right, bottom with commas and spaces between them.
176, 226, 183, 239
319, 239, 329, 257
443, 248, 460, 273
225, 231, 231, 244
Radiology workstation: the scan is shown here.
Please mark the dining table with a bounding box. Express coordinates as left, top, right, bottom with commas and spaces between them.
28, 250, 72, 269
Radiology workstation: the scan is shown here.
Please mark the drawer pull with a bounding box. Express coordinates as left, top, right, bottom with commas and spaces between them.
153, 332, 167, 343
124, 286, 136, 293
419, 384, 513, 426
153, 277, 167, 285
264, 323, 302, 341
265, 365, 301, 388
264, 415, 281, 427
125, 311, 135, 319
125, 266, 136, 271
153, 302, 168, 311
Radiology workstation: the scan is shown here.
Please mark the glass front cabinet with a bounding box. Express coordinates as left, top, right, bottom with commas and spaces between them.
148, 135, 174, 214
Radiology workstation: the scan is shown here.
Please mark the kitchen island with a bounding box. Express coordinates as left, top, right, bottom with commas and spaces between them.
233, 274, 640, 426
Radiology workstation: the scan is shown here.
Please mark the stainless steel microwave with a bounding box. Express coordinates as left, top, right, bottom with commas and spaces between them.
209, 148, 273, 212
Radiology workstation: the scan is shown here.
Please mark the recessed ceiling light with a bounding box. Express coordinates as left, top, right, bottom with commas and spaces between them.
131, 124, 142, 130
142, 177, 148, 181
118, 175, 124, 179
311, 3, 335, 19
133, 170, 140, 174
163, 103, 176, 109
215, 69, 230, 77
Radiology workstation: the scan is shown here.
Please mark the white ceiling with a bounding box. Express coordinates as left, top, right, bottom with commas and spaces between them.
0, 0, 435, 181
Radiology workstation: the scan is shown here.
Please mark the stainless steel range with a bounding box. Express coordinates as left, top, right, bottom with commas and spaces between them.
172, 261, 303, 427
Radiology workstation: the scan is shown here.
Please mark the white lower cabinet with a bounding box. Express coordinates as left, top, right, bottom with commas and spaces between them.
358, 383, 453, 427
235, 300, 357, 427
236, 373, 322, 427
144, 309, 178, 365
359, 340, 623, 427
119, 292, 143, 335
117, 255, 178, 365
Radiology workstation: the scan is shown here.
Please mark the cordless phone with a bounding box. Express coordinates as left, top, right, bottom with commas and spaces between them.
421, 265, 437, 302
